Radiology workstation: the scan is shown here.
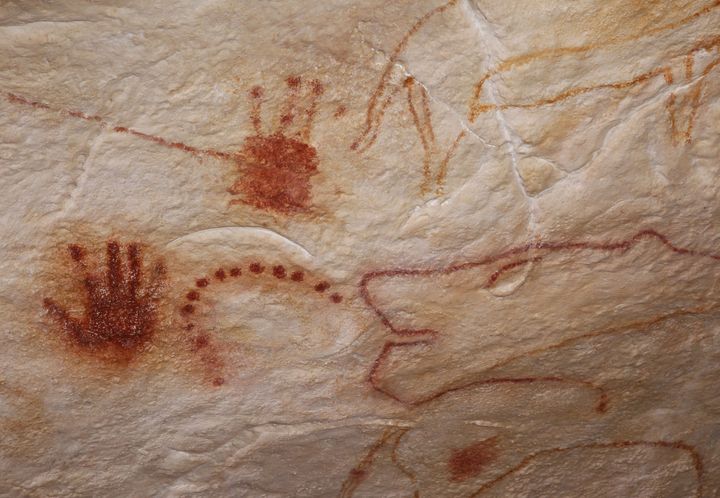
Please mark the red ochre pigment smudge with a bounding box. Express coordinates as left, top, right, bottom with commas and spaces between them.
290, 270, 304, 282
249, 262, 264, 274
272, 265, 287, 279
186, 290, 200, 301
182, 304, 195, 315
330, 293, 343, 303
448, 438, 499, 482
230, 267, 242, 277
214, 268, 227, 281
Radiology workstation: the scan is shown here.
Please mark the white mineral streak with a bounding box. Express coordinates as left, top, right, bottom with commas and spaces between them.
1, 0, 719, 496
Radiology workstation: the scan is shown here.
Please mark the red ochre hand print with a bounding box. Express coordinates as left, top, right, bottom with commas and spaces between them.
5, 74, 337, 214
42, 240, 166, 364
227, 76, 325, 213
361, 229, 720, 407
177, 258, 346, 386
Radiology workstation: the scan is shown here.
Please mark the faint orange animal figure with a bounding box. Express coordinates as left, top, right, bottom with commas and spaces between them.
352, 0, 720, 171
228, 76, 325, 213
468, 33, 720, 146
42, 240, 166, 364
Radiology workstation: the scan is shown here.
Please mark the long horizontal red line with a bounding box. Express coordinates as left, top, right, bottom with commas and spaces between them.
6, 92, 233, 161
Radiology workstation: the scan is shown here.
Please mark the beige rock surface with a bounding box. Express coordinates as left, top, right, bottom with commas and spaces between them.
1, 1, 719, 496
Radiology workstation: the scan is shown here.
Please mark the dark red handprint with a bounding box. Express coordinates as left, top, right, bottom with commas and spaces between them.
42, 240, 166, 363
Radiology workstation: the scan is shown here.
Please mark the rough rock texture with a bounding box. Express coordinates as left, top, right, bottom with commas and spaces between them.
1, 1, 719, 496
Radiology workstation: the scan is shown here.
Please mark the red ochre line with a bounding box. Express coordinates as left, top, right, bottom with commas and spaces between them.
340, 433, 701, 498
339, 434, 701, 498
361, 229, 720, 412
469, 440, 703, 498
351, 0, 459, 151
367, 341, 608, 411
359, 229, 720, 335
339, 427, 412, 498
5, 92, 233, 161
483, 256, 543, 288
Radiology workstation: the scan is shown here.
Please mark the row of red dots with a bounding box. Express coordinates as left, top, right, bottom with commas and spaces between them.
180, 261, 344, 316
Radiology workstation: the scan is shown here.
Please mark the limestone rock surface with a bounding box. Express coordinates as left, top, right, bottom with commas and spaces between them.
1, 1, 719, 496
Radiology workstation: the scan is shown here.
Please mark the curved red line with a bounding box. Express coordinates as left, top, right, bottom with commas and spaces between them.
360, 229, 720, 336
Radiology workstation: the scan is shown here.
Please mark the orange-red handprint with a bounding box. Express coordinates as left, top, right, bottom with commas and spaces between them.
42, 240, 166, 363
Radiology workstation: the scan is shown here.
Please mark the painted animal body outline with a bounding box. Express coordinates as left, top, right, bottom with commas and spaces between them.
360, 229, 720, 407
352, 0, 720, 195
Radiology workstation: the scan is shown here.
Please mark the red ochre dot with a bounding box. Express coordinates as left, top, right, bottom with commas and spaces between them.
290, 271, 304, 282
212, 377, 225, 387
311, 80, 325, 96
273, 265, 287, 279
215, 268, 227, 281
182, 304, 195, 314
68, 244, 85, 262
196, 278, 209, 288
330, 293, 343, 303
314, 281, 330, 293
230, 267, 242, 277
187, 290, 200, 301
184, 323, 195, 331
250, 86, 263, 99
249, 262, 264, 274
